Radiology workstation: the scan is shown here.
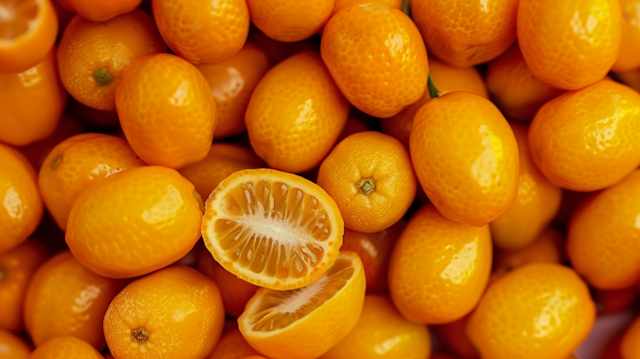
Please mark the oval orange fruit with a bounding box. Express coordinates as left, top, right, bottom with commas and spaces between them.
410, 92, 519, 226
317, 131, 417, 233
104, 266, 225, 359
115, 53, 217, 169
57, 0, 142, 22
30, 336, 103, 359
321, 2, 428, 118
517, 0, 621, 90
153, 0, 249, 64
0, 329, 31, 359
388, 204, 492, 324
247, 0, 334, 42
57, 9, 167, 112
66, 166, 203, 278
613, 0, 640, 72
410, 0, 518, 67
528, 80, 640, 191
246, 51, 349, 173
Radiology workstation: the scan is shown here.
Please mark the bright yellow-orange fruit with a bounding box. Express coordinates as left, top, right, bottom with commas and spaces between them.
339, 220, 404, 294
490, 124, 562, 249
208, 329, 260, 359
517, 0, 621, 90
23, 251, 127, 350
239, 251, 366, 359
320, 295, 431, 359
410, 92, 519, 226
0, 240, 48, 332
0, 329, 31, 359
57, 0, 143, 21
0, 144, 42, 253
567, 170, 640, 289
246, 51, 349, 173
0, 47, 67, 146
389, 204, 492, 324
466, 263, 596, 359
196, 42, 271, 139
321, 2, 428, 118
621, 314, 640, 359
116, 53, 217, 169
381, 57, 488, 148
410, 0, 518, 67
614, 0, 640, 72
38, 133, 145, 231
66, 166, 203, 278
153, 0, 249, 64
179, 143, 265, 200
202, 168, 344, 290
494, 228, 564, 271
104, 266, 225, 359
30, 336, 104, 359
57, 9, 167, 111
486, 45, 565, 121
317, 131, 417, 233
0, 0, 58, 74
197, 250, 258, 318
247, 0, 334, 42
528, 80, 640, 191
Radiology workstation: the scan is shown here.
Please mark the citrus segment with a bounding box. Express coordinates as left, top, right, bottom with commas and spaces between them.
203, 169, 343, 290
238, 251, 366, 359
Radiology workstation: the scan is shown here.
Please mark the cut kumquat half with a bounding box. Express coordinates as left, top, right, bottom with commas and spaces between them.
202, 168, 344, 290
238, 251, 366, 359
0, 0, 57, 74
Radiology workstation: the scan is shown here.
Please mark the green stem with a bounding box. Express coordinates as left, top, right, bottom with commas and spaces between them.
403, 0, 411, 16
93, 67, 114, 87
356, 178, 376, 196
428, 73, 440, 99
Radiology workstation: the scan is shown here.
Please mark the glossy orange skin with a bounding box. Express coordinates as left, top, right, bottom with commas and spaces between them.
58, 9, 167, 112
494, 228, 563, 271
57, 0, 142, 21
104, 266, 225, 359
333, 0, 402, 14
208, 329, 260, 359
196, 42, 271, 139
340, 220, 404, 294
567, 170, 640, 289
528, 80, 640, 192
490, 124, 562, 249
197, 250, 258, 318
0, 240, 48, 332
0, 144, 42, 253
0, 329, 31, 359
467, 263, 595, 359
23, 251, 127, 350
321, 2, 428, 118
621, 315, 640, 359
246, 51, 349, 173
320, 295, 431, 359
66, 166, 204, 278
317, 132, 417, 233
388, 204, 492, 324
433, 315, 478, 359
410, 92, 519, 226
0, 47, 67, 146
517, 0, 621, 90
30, 336, 104, 359
116, 54, 217, 169
153, 0, 249, 64
19, 114, 85, 169
179, 143, 265, 200
0, 0, 57, 74
38, 133, 146, 231
612, 0, 640, 71
410, 0, 518, 67
248, 0, 334, 42
381, 57, 488, 149
486, 45, 565, 121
